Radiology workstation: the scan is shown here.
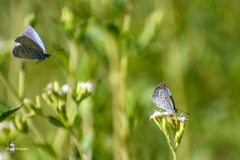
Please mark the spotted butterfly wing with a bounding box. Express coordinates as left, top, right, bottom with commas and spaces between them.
12, 44, 46, 59
12, 25, 50, 63
151, 82, 177, 113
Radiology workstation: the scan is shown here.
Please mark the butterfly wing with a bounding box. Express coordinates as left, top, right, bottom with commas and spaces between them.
19, 25, 46, 52
12, 44, 44, 59
151, 83, 175, 113
14, 36, 44, 52
159, 82, 176, 111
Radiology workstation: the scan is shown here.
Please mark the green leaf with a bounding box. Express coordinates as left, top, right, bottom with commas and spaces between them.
104, 21, 120, 39
47, 116, 66, 128
0, 103, 24, 123
34, 143, 57, 158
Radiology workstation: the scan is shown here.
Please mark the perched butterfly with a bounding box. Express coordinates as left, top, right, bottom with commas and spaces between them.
151, 82, 177, 114
151, 82, 190, 115
12, 25, 50, 64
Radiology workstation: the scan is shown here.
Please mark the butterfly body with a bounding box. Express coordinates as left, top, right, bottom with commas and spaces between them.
151, 82, 177, 114
12, 25, 50, 63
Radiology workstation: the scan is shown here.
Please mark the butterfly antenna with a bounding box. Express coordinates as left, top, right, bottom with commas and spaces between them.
48, 48, 63, 54
178, 109, 190, 115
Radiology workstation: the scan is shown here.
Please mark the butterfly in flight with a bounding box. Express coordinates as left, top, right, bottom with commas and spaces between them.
12, 25, 55, 64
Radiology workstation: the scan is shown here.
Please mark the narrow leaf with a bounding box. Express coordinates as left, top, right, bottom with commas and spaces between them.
34, 143, 57, 158
47, 116, 66, 128
0, 103, 24, 123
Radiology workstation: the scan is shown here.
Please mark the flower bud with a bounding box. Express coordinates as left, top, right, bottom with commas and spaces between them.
75, 81, 93, 103
150, 111, 163, 130
42, 93, 53, 106
23, 13, 37, 28
13, 116, 28, 133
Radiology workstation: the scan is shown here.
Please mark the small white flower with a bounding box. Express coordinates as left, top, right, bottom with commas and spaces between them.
150, 110, 170, 119
177, 115, 189, 122
45, 82, 53, 91
60, 84, 69, 94
162, 111, 174, 115
80, 81, 93, 92
150, 110, 176, 120
150, 110, 162, 119
23, 98, 29, 103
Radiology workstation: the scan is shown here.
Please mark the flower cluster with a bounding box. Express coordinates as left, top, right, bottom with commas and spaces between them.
73, 81, 94, 104
150, 111, 188, 160
22, 81, 93, 129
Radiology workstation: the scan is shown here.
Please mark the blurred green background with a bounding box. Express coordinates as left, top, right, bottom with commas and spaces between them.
1, 0, 240, 160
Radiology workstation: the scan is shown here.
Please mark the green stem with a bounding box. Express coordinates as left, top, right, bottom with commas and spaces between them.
68, 127, 86, 160
52, 40, 78, 154
110, 3, 132, 160
19, 61, 25, 100
173, 151, 177, 160
68, 40, 77, 86
0, 70, 21, 105
164, 133, 176, 160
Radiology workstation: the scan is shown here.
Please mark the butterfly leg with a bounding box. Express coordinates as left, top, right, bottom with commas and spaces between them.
36, 60, 42, 65
36, 57, 45, 65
